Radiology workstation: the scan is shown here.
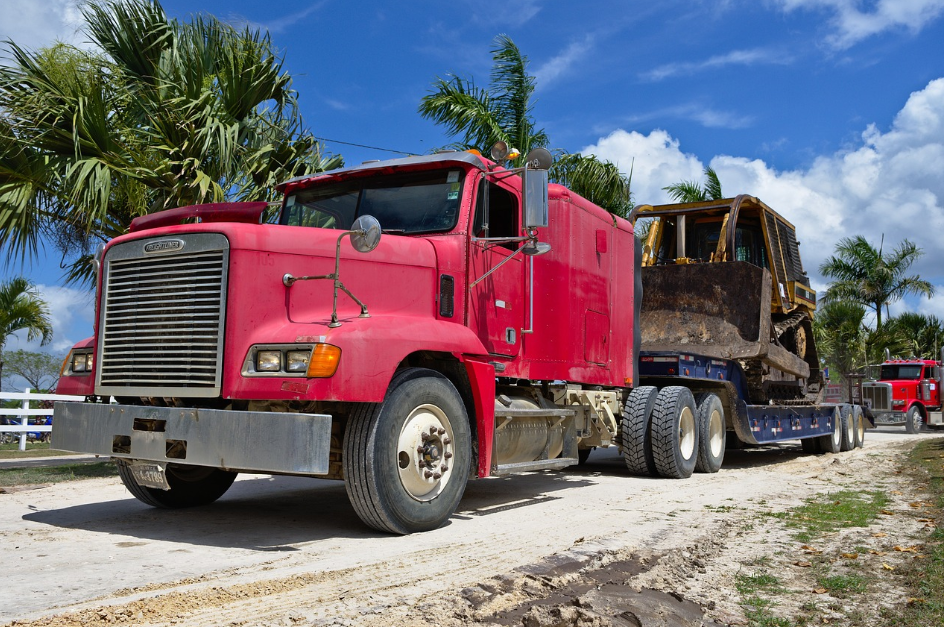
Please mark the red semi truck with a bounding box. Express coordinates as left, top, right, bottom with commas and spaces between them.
862, 354, 944, 432
53, 146, 865, 534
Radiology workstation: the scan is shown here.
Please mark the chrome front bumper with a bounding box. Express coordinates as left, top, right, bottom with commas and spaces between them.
52, 402, 332, 475
871, 410, 905, 425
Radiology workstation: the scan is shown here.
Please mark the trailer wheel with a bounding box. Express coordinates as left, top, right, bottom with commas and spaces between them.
621, 386, 658, 476
839, 406, 855, 452
817, 407, 842, 453
905, 406, 924, 434
116, 461, 237, 508
693, 393, 725, 473
650, 386, 699, 479
853, 406, 866, 448
343, 368, 470, 534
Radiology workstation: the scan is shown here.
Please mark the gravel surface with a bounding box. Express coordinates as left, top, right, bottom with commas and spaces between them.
0, 427, 939, 626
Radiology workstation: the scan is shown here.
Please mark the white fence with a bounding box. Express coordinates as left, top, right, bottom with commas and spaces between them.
0, 390, 85, 452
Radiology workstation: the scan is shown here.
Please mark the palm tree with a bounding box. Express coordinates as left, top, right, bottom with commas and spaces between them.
662, 166, 723, 203
813, 300, 867, 380
887, 313, 944, 359
419, 34, 632, 217
0, 278, 53, 391
0, 0, 342, 286
819, 235, 934, 329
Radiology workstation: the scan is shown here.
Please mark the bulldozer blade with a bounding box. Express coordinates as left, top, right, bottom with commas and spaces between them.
640, 262, 809, 379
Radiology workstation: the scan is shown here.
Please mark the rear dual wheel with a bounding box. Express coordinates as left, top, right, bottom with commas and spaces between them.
839, 406, 855, 452
621, 386, 659, 476
650, 387, 699, 479
852, 405, 866, 448
693, 393, 726, 474
817, 407, 843, 453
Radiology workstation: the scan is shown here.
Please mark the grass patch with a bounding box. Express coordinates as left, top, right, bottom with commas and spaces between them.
0, 441, 81, 459
0, 462, 117, 487
736, 571, 785, 595
897, 437, 944, 626
817, 573, 867, 597
783, 490, 889, 543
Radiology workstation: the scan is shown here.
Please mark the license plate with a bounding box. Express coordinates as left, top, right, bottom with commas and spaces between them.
130, 462, 170, 490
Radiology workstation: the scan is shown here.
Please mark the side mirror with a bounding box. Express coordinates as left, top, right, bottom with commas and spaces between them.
522, 147, 552, 229
523, 169, 548, 229
350, 215, 381, 253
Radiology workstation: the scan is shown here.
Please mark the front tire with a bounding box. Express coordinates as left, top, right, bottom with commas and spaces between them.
116, 461, 237, 508
650, 386, 699, 479
906, 406, 923, 434
343, 368, 471, 534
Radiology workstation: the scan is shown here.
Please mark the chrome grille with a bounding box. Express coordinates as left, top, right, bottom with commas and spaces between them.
97, 233, 229, 397
861, 382, 891, 411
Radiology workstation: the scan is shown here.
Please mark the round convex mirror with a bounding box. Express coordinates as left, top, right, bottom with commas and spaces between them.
524, 147, 553, 170
350, 215, 382, 253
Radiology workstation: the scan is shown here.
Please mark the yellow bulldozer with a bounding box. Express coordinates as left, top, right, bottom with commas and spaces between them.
632, 195, 821, 404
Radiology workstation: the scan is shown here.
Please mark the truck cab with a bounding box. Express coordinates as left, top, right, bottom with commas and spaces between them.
862, 356, 943, 432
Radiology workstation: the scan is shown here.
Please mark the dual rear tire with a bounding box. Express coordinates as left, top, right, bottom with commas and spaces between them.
621, 386, 724, 479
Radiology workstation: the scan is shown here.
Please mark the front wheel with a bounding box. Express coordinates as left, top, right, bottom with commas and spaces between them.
343, 368, 471, 534
906, 406, 923, 434
116, 461, 237, 508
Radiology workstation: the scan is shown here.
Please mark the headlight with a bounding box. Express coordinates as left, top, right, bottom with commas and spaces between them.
285, 350, 310, 373
256, 350, 282, 372
64, 350, 94, 376
244, 344, 341, 378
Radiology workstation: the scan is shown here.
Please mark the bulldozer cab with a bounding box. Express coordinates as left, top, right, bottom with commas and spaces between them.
635, 195, 815, 317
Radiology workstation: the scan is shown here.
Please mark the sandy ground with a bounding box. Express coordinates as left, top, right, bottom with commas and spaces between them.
1, 427, 940, 627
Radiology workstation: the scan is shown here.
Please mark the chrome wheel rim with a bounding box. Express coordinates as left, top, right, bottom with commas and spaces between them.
397, 403, 455, 502
708, 407, 724, 458
679, 407, 696, 460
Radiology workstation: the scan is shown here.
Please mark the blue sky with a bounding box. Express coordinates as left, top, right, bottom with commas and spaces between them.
1, 0, 944, 379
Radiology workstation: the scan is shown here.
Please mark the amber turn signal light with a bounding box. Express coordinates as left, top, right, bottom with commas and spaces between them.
307, 344, 341, 378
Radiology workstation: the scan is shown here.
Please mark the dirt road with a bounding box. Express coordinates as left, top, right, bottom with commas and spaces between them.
1, 428, 939, 626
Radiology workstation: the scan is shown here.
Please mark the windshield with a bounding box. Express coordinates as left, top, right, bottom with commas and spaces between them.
281, 169, 465, 234
880, 365, 923, 380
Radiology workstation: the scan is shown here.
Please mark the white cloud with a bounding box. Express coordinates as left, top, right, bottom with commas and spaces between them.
622, 103, 754, 130
641, 48, 792, 82
534, 36, 594, 88
582, 129, 705, 205
583, 77, 944, 318
0, 0, 86, 52
7, 285, 95, 356
776, 0, 944, 48
471, 0, 541, 27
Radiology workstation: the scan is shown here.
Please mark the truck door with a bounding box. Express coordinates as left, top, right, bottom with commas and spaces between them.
467, 177, 525, 357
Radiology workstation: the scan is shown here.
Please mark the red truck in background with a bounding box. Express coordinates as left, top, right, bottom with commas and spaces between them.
862, 353, 944, 432
52, 144, 867, 535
